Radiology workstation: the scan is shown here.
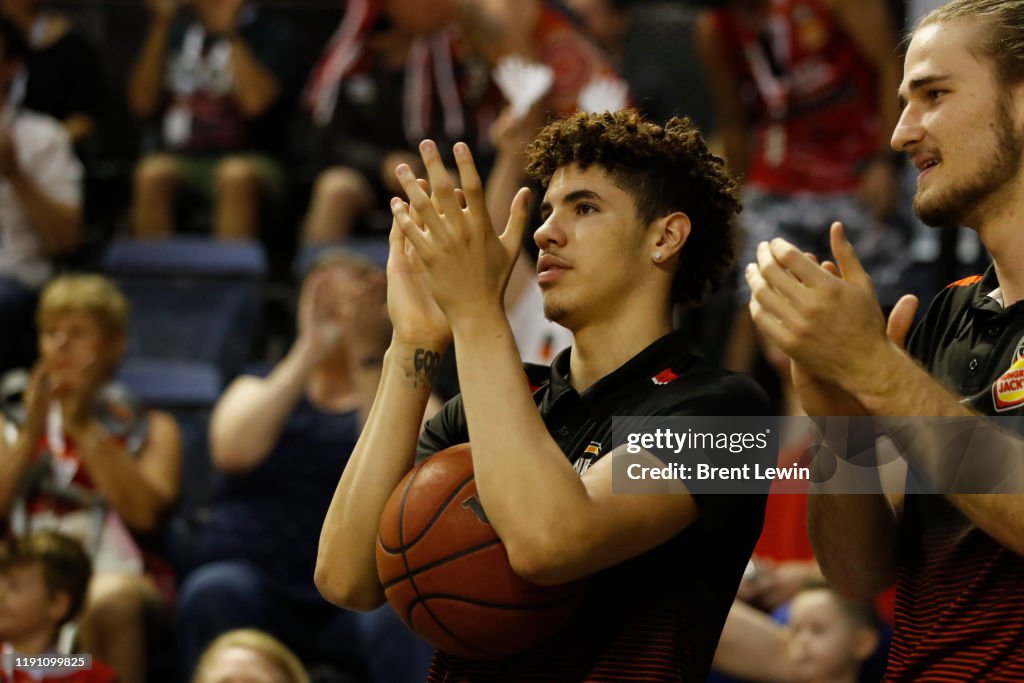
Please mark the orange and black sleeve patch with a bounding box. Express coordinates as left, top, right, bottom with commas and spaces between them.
946, 275, 983, 288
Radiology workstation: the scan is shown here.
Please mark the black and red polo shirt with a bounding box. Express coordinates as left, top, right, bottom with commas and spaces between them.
888, 268, 1024, 681
415, 328, 769, 682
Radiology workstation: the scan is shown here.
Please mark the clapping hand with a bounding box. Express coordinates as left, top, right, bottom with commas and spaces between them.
389, 140, 530, 326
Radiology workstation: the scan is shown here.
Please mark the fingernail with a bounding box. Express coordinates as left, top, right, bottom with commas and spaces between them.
420, 140, 436, 153
390, 197, 402, 209
396, 165, 409, 177
454, 142, 468, 155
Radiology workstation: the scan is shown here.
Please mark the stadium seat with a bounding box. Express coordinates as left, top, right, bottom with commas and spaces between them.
103, 237, 268, 381
294, 237, 390, 275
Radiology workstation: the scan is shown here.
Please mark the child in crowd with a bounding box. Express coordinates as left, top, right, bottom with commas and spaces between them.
788, 582, 880, 683
192, 629, 308, 683
0, 531, 116, 683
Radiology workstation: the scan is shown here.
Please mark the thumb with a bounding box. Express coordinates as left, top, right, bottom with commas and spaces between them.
500, 187, 531, 260
829, 222, 872, 291
886, 294, 919, 348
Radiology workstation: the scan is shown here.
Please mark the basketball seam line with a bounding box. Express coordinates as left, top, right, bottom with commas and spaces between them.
379, 537, 503, 589
379, 471, 476, 553
396, 457, 493, 658
408, 591, 582, 610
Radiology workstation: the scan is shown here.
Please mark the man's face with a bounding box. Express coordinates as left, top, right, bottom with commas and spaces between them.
534, 164, 650, 330
0, 564, 63, 644
893, 19, 1024, 228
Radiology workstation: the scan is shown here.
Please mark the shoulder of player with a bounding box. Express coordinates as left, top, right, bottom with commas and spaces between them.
918, 272, 987, 326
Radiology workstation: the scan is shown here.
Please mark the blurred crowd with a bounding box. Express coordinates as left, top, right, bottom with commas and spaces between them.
0, 0, 978, 682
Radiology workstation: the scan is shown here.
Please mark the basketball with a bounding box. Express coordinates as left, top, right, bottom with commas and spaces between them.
376, 443, 584, 659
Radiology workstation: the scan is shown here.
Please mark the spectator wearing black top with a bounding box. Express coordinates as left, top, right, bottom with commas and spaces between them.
171, 250, 432, 682
0, 0, 103, 150
302, 11, 425, 246
127, 0, 291, 240
316, 110, 769, 681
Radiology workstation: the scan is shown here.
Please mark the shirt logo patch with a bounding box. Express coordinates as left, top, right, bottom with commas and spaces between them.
574, 441, 601, 475
652, 368, 681, 385
992, 336, 1024, 412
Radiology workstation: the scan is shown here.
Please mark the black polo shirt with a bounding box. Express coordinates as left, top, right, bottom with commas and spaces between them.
908, 268, 1024, 414
887, 268, 1024, 682
416, 328, 770, 682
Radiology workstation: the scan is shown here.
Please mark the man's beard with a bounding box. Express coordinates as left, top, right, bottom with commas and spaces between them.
914, 98, 1024, 227
543, 299, 567, 324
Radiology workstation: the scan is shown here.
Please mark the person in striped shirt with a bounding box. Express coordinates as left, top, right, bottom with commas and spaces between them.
747, 0, 1024, 679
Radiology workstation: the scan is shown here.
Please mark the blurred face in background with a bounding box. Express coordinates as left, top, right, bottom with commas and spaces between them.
0, 563, 66, 646
564, 0, 628, 51
37, 310, 123, 396
195, 646, 288, 683
788, 589, 875, 683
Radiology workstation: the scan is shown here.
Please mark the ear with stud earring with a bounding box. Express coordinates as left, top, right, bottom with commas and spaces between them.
653, 252, 663, 262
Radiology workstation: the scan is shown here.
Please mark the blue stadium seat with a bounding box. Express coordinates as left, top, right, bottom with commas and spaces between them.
116, 358, 222, 408
295, 237, 390, 275
104, 237, 267, 278
103, 237, 268, 380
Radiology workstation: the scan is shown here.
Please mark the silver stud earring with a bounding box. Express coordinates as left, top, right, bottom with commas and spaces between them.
653, 251, 663, 262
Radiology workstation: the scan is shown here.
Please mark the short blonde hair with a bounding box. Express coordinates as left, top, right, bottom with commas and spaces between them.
192, 629, 310, 683
37, 274, 129, 338
304, 247, 379, 281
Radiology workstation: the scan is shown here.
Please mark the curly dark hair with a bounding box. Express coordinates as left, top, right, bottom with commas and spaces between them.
525, 109, 741, 306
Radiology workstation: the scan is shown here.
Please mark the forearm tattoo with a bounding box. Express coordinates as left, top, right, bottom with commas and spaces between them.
412, 348, 442, 388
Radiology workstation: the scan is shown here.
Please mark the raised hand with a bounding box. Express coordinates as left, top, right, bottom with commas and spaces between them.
747, 222, 891, 392
747, 223, 920, 415
296, 268, 347, 362
388, 139, 530, 326
22, 365, 54, 439
343, 271, 390, 359
385, 179, 452, 350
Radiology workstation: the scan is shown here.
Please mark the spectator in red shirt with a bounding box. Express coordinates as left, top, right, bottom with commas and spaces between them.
0, 532, 117, 683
